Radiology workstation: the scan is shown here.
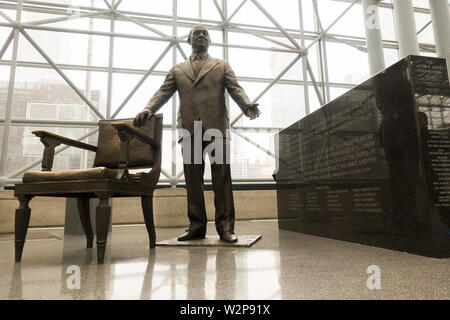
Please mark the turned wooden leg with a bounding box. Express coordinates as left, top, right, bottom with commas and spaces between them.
14, 195, 33, 262
95, 195, 111, 264
77, 197, 94, 248
141, 196, 156, 249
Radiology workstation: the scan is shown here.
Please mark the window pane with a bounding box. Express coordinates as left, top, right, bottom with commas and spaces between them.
319, 1, 366, 38
0, 66, 10, 119
119, 1, 172, 15
326, 42, 369, 84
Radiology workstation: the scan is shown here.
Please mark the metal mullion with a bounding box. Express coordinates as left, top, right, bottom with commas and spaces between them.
160, 168, 172, 180
11, 22, 172, 42
0, 60, 356, 88
307, 0, 360, 52
176, 43, 188, 60
102, 0, 111, 9
111, 43, 173, 119
7, 127, 99, 179
250, 0, 300, 49
116, 11, 170, 38
228, 0, 247, 22
1, 0, 108, 12
0, 14, 375, 47
210, 42, 300, 53
306, 58, 324, 106
228, 23, 298, 50
1, 0, 264, 28
298, 0, 310, 115
316, 39, 326, 101
20, 29, 105, 120
326, 34, 366, 52
81, 0, 95, 168
311, 0, 324, 32
0, 9, 14, 23
213, 0, 225, 20
171, 0, 177, 188
105, 0, 115, 119
0, 0, 22, 181
324, 0, 358, 34
232, 126, 282, 132
114, 0, 122, 10
222, 0, 229, 114
321, 38, 331, 103
0, 29, 13, 59
230, 54, 303, 127
116, 10, 219, 27
417, 21, 431, 35
251, 55, 302, 102
28, 9, 110, 25
312, 2, 330, 103
312, 0, 326, 104
231, 129, 276, 159
314, 0, 358, 102
1, 119, 98, 127
10, 0, 436, 40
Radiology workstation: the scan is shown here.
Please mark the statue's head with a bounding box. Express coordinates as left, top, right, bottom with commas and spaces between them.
187, 25, 211, 52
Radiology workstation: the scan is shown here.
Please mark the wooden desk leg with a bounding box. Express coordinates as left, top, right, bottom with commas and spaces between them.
77, 198, 94, 248
141, 196, 156, 249
14, 195, 33, 262
95, 195, 111, 264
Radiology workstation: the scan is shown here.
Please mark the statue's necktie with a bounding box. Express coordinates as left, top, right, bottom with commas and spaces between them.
192, 57, 204, 77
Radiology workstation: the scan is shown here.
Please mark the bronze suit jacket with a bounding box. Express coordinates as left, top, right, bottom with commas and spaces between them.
144, 55, 252, 136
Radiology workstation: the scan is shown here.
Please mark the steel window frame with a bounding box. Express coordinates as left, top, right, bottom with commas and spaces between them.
0, 0, 438, 187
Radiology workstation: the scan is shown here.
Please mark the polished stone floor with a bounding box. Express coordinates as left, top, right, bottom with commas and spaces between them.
0, 220, 449, 300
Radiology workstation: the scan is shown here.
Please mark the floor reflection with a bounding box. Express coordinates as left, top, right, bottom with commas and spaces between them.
2, 222, 448, 299
133, 248, 281, 300
8, 263, 23, 300
5, 246, 282, 299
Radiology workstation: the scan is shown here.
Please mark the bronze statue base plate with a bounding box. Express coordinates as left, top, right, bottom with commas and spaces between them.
155, 235, 262, 247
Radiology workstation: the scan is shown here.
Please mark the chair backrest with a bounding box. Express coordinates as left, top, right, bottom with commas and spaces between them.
93, 115, 163, 169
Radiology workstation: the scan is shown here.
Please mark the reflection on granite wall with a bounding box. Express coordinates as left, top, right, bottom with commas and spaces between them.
274, 56, 450, 258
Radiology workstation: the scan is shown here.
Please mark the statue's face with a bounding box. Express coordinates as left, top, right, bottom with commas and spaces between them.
189, 26, 210, 51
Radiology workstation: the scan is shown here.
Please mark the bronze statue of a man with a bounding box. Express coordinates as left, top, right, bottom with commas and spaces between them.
134, 25, 260, 243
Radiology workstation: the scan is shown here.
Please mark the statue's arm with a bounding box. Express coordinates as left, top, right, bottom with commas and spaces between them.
134, 67, 177, 127
224, 61, 260, 119
144, 67, 177, 115
224, 61, 252, 111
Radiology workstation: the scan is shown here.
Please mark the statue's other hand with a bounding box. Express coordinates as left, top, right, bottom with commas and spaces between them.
245, 103, 261, 120
134, 110, 151, 127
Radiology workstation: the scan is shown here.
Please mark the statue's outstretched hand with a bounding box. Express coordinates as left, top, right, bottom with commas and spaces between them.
245, 103, 261, 120
134, 110, 153, 127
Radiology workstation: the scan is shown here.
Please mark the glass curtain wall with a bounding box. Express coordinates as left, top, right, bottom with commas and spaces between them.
0, 0, 439, 187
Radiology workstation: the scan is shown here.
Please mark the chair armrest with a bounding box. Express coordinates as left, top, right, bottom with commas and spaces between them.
32, 131, 98, 152
32, 130, 98, 171
109, 122, 161, 149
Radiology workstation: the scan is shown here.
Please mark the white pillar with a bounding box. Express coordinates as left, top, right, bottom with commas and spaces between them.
362, 0, 385, 76
392, 0, 419, 58
429, 0, 450, 80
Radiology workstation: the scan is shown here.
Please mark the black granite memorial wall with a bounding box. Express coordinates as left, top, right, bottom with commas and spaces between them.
274, 55, 450, 258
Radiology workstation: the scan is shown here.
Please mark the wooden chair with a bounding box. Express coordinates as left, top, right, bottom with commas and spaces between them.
14, 115, 163, 263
